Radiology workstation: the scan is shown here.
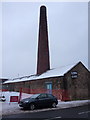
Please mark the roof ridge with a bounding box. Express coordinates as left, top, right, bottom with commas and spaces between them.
50, 62, 78, 70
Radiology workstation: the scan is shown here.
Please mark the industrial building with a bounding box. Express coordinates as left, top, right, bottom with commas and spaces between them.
3, 6, 90, 101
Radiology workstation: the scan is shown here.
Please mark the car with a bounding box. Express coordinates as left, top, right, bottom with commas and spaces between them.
19, 93, 58, 110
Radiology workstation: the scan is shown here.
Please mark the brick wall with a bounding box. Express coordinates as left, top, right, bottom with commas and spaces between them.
65, 62, 90, 100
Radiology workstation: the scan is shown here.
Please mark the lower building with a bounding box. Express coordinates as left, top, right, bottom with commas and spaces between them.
3, 61, 90, 101
0, 78, 8, 91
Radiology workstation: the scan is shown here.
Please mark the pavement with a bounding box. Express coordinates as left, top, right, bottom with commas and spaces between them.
0, 100, 90, 117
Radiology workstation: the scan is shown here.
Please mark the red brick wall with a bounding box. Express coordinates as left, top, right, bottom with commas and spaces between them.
37, 6, 50, 75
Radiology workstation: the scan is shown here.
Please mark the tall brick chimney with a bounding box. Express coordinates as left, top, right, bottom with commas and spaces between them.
37, 6, 50, 75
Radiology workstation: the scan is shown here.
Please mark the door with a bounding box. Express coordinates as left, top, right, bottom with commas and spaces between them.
46, 83, 52, 94
36, 93, 49, 107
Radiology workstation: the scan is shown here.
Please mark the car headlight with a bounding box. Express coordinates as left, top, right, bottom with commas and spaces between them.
24, 100, 29, 103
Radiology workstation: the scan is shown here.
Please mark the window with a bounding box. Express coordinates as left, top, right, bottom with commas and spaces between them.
38, 94, 47, 99
47, 94, 54, 98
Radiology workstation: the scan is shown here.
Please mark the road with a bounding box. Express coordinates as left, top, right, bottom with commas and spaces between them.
2, 105, 90, 120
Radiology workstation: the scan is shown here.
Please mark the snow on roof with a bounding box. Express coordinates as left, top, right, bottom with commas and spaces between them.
4, 62, 78, 84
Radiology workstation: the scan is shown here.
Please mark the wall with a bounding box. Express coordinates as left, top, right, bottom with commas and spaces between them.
3, 76, 67, 100
65, 62, 90, 100
0, 79, 8, 91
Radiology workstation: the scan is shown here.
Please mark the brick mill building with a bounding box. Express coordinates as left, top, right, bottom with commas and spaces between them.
3, 6, 90, 101
0, 78, 8, 90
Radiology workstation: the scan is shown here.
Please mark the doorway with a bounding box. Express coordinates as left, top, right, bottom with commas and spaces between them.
46, 82, 52, 94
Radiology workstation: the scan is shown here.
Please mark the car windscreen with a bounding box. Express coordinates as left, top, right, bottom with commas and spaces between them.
30, 94, 40, 98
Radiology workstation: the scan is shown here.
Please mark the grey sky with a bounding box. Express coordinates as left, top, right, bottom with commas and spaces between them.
2, 2, 88, 79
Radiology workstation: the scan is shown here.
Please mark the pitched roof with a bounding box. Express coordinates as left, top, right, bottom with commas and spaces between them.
3, 61, 88, 84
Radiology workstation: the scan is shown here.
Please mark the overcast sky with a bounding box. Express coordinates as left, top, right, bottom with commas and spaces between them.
1, 2, 88, 79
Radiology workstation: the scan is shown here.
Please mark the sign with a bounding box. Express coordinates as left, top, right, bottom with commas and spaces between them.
71, 71, 78, 78
10, 96, 18, 102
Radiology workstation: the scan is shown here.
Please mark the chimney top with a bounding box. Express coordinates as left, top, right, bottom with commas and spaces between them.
40, 5, 46, 10
40, 5, 46, 8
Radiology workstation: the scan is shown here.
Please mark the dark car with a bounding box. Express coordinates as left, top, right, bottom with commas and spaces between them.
19, 93, 58, 110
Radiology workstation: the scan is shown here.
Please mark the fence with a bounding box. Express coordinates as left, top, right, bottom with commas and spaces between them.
1, 87, 70, 101
18, 87, 70, 101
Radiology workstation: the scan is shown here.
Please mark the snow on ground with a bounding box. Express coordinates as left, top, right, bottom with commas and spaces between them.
0, 91, 33, 103
0, 91, 90, 116
0, 91, 34, 116
58, 100, 89, 108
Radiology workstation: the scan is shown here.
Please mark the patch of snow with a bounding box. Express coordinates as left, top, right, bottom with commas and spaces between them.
57, 100, 90, 108
1, 91, 19, 103
0, 91, 33, 103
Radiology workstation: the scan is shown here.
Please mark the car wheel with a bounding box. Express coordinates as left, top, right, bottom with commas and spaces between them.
29, 103, 35, 110
52, 102, 56, 108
